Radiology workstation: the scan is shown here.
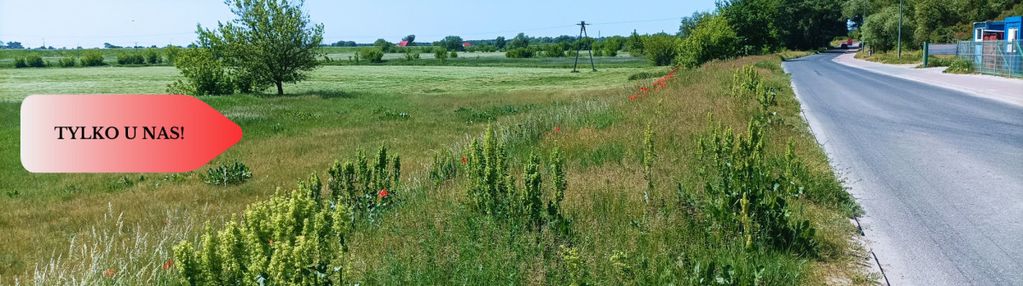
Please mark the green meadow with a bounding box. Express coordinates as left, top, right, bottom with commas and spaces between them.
0, 52, 872, 284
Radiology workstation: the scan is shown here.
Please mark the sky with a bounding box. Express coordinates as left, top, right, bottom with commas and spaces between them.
0, 0, 717, 48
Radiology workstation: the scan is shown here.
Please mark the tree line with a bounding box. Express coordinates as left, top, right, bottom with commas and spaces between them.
849, 0, 1023, 52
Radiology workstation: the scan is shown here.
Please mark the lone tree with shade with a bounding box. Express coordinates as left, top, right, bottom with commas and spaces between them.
197, 0, 324, 95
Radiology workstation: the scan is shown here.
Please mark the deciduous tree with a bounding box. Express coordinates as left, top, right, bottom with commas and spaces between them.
196, 0, 324, 95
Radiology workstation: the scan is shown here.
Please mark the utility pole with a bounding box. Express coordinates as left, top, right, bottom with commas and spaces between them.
572, 21, 597, 73
897, 0, 903, 59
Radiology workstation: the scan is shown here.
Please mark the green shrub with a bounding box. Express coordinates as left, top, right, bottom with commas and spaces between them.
145, 49, 162, 64
58, 57, 77, 67
25, 55, 46, 67
627, 71, 667, 81
167, 48, 235, 95
731, 65, 777, 113
861, 6, 911, 52
359, 48, 384, 63
173, 182, 350, 285
465, 126, 570, 237
117, 53, 146, 65
699, 119, 817, 255
165, 45, 181, 64
677, 15, 740, 68
505, 47, 534, 58
80, 51, 106, 66
944, 57, 974, 74
326, 146, 400, 222
14, 58, 27, 68
642, 34, 679, 66
603, 47, 618, 57
543, 44, 565, 57
449, 51, 458, 58
404, 49, 420, 61
429, 149, 459, 184
202, 161, 252, 186
433, 47, 448, 62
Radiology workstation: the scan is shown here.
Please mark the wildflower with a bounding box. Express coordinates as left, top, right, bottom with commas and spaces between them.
460, 156, 467, 165
103, 268, 116, 278
162, 259, 174, 270
640, 87, 649, 93
554, 126, 561, 133
628, 95, 638, 101
378, 188, 389, 200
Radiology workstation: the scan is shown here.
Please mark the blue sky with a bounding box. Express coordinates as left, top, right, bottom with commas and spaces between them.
0, 0, 717, 48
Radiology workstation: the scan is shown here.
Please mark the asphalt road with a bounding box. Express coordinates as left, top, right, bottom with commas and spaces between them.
784, 52, 1023, 285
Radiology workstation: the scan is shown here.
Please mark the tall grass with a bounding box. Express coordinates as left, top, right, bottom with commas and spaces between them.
28, 203, 207, 285
8, 54, 869, 284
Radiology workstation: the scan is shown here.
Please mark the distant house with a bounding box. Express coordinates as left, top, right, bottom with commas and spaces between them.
398, 40, 410, 47
462, 42, 473, 48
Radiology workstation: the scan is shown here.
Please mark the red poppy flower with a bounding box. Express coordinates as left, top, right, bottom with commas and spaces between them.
554, 126, 561, 133
628, 95, 638, 101
378, 188, 389, 200
162, 259, 174, 270
103, 268, 116, 278
640, 87, 649, 93
460, 156, 467, 165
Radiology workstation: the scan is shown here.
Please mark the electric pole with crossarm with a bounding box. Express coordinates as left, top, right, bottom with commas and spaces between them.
572, 21, 597, 73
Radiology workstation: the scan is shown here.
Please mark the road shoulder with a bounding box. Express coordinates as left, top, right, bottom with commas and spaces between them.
832, 52, 1023, 107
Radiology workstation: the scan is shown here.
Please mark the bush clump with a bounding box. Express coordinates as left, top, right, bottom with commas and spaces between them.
167, 48, 235, 95
433, 47, 448, 62
359, 48, 384, 63
699, 118, 817, 255
676, 15, 740, 68
944, 57, 974, 74
627, 71, 667, 81
80, 51, 106, 66
202, 161, 253, 186
173, 182, 350, 285
505, 47, 534, 58
642, 34, 679, 66
543, 44, 565, 57
17, 55, 47, 68
465, 126, 570, 237
145, 49, 162, 64
173, 146, 401, 284
117, 53, 146, 65
58, 57, 77, 67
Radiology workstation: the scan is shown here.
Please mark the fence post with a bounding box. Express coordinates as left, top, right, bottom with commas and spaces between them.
922, 42, 929, 67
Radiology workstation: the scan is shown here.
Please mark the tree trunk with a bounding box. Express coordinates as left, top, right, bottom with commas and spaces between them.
275, 81, 283, 95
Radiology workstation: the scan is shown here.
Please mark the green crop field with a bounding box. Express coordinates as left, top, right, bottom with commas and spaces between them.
0, 51, 872, 284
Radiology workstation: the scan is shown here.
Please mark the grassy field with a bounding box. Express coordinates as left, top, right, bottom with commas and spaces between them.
0, 47, 649, 69
0, 54, 872, 284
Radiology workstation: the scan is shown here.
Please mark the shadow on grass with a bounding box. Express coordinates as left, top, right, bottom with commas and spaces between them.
254, 89, 357, 99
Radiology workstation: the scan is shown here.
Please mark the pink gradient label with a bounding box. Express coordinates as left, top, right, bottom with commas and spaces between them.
21, 94, 242, 173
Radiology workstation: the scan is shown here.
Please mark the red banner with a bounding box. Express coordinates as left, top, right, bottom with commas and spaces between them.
21, 94, 242, 173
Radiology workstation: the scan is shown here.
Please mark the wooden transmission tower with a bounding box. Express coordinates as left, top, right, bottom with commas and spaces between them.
572, 21, 597, 73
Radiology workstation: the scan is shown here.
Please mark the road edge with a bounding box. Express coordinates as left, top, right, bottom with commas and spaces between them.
781, 60, 890, 286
